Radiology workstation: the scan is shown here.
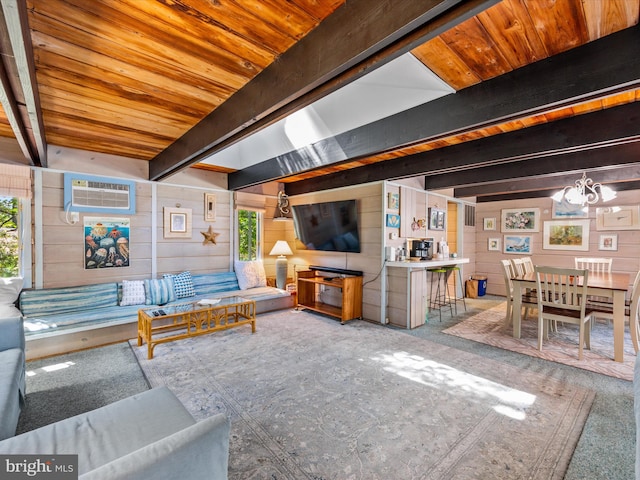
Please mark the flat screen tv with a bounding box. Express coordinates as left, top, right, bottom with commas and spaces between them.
291, 199, 361, 253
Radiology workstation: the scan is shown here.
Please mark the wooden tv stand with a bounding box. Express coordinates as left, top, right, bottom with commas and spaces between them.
296, 266, 363, 324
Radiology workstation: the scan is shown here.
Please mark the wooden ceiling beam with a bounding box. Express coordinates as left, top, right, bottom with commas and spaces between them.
285, 101, 640, 195
230, 24, 640, 191
0, 0, 46, 166
149, 0, 499, 181
473, 180, 640, 203
452, 160, 640, 197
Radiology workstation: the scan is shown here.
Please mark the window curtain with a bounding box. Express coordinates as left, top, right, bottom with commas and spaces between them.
0, 165, 31, 198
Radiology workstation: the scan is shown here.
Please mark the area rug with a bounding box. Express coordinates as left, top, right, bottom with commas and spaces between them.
443, 303, 635, 382
131, 310, 594, 480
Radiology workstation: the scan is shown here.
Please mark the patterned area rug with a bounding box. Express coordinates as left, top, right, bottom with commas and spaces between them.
131, 310, 594, 480
443, 303, 635, 382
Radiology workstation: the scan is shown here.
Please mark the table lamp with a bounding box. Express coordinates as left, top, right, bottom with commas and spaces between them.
269, 240, 293, 289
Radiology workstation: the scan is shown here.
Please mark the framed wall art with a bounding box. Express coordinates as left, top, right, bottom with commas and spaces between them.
84, 217, 130, 269
204, 193, 216, 221
483, 217, 496, 230
503, 235, 532, 254
488, 238, 500, 251
501, 208, 540, 232
552, 198, 588, 219
596, 205, 640, 230
542, 219, 590, 251
598, 234, 618, 251
387, 192, 399, 210
386, 213, 400, 228
429, 208, 445, 230
164, 207, 192, 239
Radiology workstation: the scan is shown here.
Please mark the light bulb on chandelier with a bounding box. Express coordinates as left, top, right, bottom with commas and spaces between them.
550, 172, 616, 206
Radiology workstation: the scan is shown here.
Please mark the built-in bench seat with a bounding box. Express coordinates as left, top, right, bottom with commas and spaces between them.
19, 271, 293, 337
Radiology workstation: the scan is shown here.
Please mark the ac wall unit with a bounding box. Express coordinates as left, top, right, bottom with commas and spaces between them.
63, 173, 136, 214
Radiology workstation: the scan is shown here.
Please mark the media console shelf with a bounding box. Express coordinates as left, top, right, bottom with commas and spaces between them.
296, 266, 363, 324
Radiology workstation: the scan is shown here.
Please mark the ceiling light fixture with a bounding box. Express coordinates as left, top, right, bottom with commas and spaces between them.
550, 172, 616, 206
273, 190, 292, 221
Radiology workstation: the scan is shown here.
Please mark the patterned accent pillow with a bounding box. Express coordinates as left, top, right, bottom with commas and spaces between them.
234, 260, 267, 290
144, 278, 176, 306
163, 271, 196, 299
120, 280, 146, 306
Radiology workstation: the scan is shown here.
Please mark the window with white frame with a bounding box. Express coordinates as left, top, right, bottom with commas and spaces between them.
237, 209, 262, 261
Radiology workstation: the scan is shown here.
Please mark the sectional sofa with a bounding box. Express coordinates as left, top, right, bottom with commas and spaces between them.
0, 386, 230, 479
19, 270, 293, 337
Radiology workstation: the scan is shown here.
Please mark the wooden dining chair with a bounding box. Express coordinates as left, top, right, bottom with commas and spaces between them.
500, 259, 537, 327
534, 266, 595, 360
574, 257, 612, 273
510, 258, 526, 276
586, 270, 640, 353
520, 257, 535, 275
574, 257, 613, 324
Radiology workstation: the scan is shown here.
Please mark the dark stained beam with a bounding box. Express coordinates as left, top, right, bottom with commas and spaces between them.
452, 161, 640, 197
230, 23, 640, 190
474, 180, 640, 203
150, 0, 499, 181
285, 101, 640, 195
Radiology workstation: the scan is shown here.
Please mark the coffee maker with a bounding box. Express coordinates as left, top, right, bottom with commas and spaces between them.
410, 238, 434, 261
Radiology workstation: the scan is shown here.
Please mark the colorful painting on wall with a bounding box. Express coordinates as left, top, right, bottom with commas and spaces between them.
84, 217, 130, 269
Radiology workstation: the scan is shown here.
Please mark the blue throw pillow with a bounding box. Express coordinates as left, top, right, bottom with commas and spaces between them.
163, 271, 196, 299
144, 278, 176, 306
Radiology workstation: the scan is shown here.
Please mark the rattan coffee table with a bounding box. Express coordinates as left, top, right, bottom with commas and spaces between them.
137, 296, 256, 359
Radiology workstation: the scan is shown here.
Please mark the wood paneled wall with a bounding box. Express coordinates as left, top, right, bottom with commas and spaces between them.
288, 183, 384, 322
37, 170, 231, 288
476, 190, 640, 297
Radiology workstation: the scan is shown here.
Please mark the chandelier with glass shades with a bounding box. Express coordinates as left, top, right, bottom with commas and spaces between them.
550, 171, 616, 206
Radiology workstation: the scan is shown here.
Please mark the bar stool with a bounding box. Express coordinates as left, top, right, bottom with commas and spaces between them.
444, 265, 467, 315
427, 267, 453, 322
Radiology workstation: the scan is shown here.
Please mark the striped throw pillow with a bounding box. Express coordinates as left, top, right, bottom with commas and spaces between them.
144, 278, 176, 306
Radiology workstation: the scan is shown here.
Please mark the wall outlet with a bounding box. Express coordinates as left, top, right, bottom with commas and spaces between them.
389, 232, 398, 240
70, 211, 79, 223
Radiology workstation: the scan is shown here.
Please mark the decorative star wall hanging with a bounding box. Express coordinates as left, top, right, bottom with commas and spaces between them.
201, 225, 220, 245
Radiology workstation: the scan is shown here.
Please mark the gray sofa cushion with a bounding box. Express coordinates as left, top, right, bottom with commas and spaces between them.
80, 414, 230, 480
0, 348, 24, 440
0, 387, 197, 474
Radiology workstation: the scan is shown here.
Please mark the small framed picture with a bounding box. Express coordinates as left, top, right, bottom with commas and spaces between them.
204, 193, 216, 221
504, 235, 532, 254
488, 238, 500, 251
429, 208, 445, 230
164, 207, 192, 238
598, 234, 618, 251
483, 217, 496, 230
387, 192, 399, 210
386, 214, 400, 228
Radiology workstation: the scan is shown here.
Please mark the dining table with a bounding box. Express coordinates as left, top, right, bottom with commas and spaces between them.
511, 271, 631, 363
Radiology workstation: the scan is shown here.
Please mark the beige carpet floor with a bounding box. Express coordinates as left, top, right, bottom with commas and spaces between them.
443, 303, 636, 382
132, 309, 594, 480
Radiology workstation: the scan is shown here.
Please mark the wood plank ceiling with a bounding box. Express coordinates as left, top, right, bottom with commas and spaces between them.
0, 0, 638, 200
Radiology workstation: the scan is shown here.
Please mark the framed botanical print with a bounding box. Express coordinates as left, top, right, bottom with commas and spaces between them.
501, 208, 540, 233
483, 217, 496, 231
488, 237, 500, 251
543, 219, 590, 251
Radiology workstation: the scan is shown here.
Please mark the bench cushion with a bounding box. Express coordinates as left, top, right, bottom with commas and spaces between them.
20, 283, 119, 317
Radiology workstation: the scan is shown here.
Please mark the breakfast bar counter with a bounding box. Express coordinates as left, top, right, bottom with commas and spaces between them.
385, 258, 470, 329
